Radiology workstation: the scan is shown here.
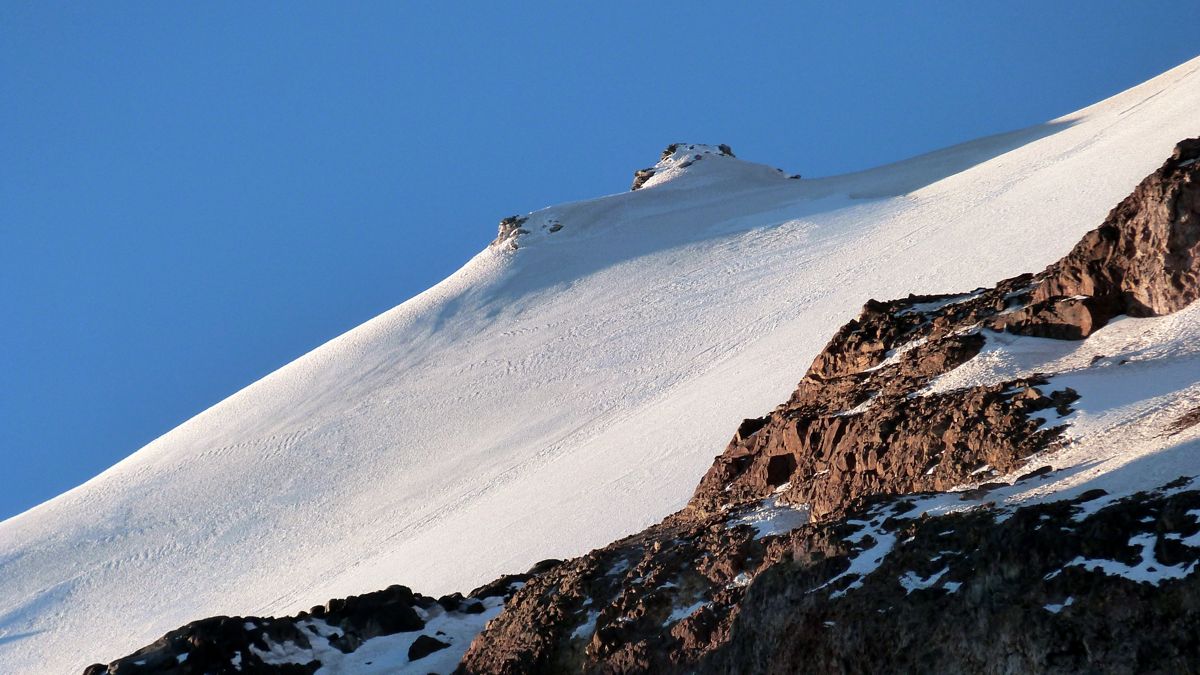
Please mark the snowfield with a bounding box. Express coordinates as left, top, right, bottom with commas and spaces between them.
928, 303, 1200, 513
2, 57, 1200, 674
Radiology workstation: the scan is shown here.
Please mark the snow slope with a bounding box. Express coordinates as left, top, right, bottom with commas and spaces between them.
2, 57, 1199, 674
925, 302, 1200, 515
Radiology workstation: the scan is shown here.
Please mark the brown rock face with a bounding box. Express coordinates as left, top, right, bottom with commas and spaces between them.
1018, 137, 1200, 333
687, 276, 1079, 523
694, 375, 1074, 522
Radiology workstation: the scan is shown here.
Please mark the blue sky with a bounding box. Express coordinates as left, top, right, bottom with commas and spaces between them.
2, 2, 1197, 520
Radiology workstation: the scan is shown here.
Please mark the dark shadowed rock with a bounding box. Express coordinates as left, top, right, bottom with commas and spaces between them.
408, 634, 451, 661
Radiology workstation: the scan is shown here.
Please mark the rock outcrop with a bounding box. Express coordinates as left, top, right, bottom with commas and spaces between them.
688, 281, 1075, 522
86, 139, 1200, 674
630, 143, 736, 190
80, 574, 536, 674
1007, 137, 1200, 337
490, 215, 530, 249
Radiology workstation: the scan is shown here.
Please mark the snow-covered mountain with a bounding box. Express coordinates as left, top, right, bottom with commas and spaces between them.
84, 132, 1200, 673
3, 57, 1199, 674
449, 133, 1200, 672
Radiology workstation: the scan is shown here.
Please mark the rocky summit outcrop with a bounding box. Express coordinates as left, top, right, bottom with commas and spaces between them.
86, 139, 1200, 674
630, 143, 736, 190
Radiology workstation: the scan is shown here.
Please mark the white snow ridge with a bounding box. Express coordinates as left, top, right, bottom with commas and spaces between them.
3, 57, 1200, 675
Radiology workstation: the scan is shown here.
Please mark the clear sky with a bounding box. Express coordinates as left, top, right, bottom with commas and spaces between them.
2, 2, 1198, 520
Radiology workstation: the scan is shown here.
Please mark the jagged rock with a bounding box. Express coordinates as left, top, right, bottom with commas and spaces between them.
438, 592, 467, 611
1017, 464, 1055, 482
687, 276, 1076, 522
491, 215, 529, 248
1004, 137, 1200, 336
327, 585, 424, 648
630, 168, 657, 191
458, 509, 771, 674
733, 417, 767, 443
461, 483, 1200, 674
82, 581, 524, 674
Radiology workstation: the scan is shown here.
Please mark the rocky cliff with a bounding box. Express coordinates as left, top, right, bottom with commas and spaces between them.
85, 138, 1200, 674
